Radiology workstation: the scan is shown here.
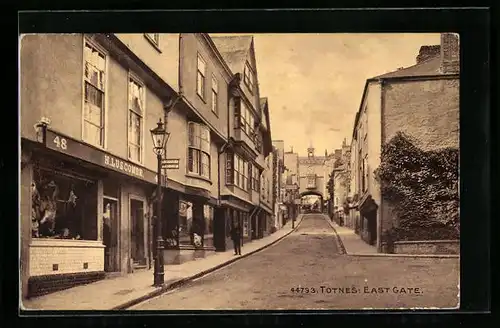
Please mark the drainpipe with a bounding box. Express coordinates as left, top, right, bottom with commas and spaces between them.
377, 79, 386, 253
218, 74, 240, 205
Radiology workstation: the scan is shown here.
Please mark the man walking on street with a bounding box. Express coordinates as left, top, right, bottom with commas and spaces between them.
230, 222, 242, 255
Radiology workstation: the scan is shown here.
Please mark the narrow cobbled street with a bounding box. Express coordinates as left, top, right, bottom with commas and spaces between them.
131, 214, 459, 310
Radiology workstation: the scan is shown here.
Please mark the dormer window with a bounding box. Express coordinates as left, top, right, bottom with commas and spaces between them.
243, 62, 254, 93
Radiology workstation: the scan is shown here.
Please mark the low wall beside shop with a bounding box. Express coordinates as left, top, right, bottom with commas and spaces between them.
29, 239, 105, 276
28, 239, 106, 297
388, 240, 460, 255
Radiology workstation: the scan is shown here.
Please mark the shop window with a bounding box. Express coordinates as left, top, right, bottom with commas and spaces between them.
242, 212, 249, 237
203, 205, 214, 247
178, 200, 192, 246
225, 210, 233, 238
31, 168, 97, 240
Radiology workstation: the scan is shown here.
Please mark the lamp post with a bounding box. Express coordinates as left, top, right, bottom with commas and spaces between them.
150, 118, 170, 287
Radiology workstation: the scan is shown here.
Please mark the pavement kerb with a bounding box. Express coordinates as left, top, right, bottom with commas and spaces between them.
349, 253, 460, 258
113, 216, 305, 310
323, 215, 347, 255
324, 216, 460, 259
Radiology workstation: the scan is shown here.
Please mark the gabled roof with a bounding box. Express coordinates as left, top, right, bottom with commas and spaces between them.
210, 35, 253, 74
260, 97, 273, 157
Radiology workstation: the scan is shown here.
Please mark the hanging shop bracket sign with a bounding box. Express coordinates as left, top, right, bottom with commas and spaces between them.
44, 129, 166, 187
161, 158, 180, 170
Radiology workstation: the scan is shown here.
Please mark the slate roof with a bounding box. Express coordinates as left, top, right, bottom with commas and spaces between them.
210, 35, 253, 74
370, 51, 451, 80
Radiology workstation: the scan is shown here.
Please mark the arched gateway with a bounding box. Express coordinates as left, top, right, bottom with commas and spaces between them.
299, 190, 324, 213
297, 144, 336, 213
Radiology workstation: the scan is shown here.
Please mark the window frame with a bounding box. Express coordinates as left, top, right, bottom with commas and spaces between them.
252, 165, 260, 191
127, 72, 146, 164
187, 122, 211, 180
238, 100, 256, 138
82, 38, 108, 149
307, 174, 316, 189
196, 53, 206, 100
243, 61, 254, 94
211, 74, 218, 115
233, 153, 250, 191
363, 154, 369, 192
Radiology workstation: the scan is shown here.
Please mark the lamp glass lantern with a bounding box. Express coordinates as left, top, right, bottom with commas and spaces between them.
150, 118, 170, 155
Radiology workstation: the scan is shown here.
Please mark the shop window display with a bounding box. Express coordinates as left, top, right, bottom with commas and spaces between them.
178, 201, 192, 246
31, 169, 97, 240
203, 205, 214, 247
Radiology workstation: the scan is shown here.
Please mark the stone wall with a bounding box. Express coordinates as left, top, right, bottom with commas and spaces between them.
385, 240, 459, 255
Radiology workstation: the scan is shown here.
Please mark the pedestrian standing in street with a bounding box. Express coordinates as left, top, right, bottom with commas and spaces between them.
230, 222, 242, 255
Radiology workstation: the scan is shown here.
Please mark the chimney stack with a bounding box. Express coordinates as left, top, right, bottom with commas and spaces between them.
416, 45, 441, 64
440, 33, 460, 74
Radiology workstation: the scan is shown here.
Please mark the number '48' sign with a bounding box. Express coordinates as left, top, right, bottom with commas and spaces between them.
53, 135, 68, 150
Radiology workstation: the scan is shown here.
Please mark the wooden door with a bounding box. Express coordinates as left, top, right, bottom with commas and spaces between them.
131, 199, 145, 266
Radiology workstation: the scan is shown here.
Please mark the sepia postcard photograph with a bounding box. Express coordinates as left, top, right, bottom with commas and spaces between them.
19, 30, 461, 312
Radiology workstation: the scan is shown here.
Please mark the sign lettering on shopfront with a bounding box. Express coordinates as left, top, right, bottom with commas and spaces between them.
45, 129, 153, 182
104, 154, 144, 178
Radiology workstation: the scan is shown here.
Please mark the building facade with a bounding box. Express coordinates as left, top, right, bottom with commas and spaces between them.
210, 35, 273, 250
348, 33, 460, 251
20, 33, 276, 298
20, 33, 182, 298
272, 140, 286, 227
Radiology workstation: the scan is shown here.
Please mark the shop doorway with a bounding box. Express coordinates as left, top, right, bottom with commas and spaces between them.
103, 197, 119, 272
130, 198, 147, 268
367, 210, 377, 246
251, 214, 257, 239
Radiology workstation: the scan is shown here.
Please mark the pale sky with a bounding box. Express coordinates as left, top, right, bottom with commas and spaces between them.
214, 33, 441, 156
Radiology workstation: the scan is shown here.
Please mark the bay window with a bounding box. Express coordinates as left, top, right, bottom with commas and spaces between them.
233, 154, 249, 191
188, 122, 211, 179
128, 77, 144, 163
83, 41, 106, 147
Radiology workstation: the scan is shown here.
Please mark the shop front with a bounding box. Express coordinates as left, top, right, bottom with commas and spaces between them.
214, 195, 253, 252
162, 185, 218, 265
21, 129, 167, 298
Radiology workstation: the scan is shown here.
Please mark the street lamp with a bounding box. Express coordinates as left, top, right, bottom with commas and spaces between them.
150, 118, 170, 287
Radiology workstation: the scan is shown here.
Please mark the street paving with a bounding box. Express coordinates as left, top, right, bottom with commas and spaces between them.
130, 214, 460, 310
